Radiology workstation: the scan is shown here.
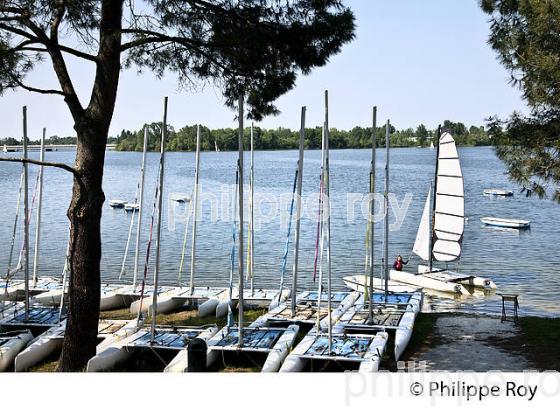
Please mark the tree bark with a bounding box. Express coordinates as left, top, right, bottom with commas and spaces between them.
57, 0, 123, 372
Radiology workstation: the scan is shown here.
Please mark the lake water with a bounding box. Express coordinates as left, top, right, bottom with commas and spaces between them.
1, 146, 559, 317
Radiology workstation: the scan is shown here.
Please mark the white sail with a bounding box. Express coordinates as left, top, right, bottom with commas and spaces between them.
433, 132, 464, 262
412, 188, 431, 261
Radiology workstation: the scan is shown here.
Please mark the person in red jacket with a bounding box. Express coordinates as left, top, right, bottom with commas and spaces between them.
393, 255, 408, 271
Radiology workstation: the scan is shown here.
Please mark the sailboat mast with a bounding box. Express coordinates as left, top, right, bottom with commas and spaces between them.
324, 90, 333, 353
383, 120, 390, 298
22, 106, 30, 320
429, 125, 441, 272
368, 107, 376, 321
133, 127, 149, 288
151, 97, 168, 342
291, 106, 306, 317
189, 125, 201, 294
237, 94, 245, 347
249, 122, 254, 294
32, 128, 45, 286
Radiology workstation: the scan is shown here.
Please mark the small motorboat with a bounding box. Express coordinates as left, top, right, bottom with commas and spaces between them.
480, 217, 530, 229
109, 199, 127, 208
483, 188, 513, 197
124, 203, 139, 212
169, 193, 191, 203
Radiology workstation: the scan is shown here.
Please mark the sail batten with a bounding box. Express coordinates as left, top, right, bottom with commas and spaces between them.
433, 132, 464, 262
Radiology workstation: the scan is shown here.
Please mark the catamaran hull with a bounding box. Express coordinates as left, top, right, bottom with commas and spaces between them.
342, 275, 421, 294
358, 332, 388, 373
129, 294, 186, 316
30, 289, 65, 306
394, 311, 415, 361
389, 269, 469, 295
261, 324, 299, 373
14, 325, 64, 372
0, 330, 33, 371
417, 265, 497, 289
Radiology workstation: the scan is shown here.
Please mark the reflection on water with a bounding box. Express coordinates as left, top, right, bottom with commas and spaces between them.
0, 146, 558, 317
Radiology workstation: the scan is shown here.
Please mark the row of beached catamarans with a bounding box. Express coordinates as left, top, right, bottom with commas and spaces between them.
1, 94, 497, 372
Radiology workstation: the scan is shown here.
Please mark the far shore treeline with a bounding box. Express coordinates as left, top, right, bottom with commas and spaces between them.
1, 120, 492, 151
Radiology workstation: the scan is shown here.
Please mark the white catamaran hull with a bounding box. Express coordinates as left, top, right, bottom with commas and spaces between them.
389, 269, 469, 295
343, 275, 421, 294
417, 265, 497, 289
394, 310, 415, 361
260, 324, 299, 373
14, 323, 65, 372
0, 330, 33, 371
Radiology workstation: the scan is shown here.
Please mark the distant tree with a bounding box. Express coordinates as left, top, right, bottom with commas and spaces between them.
481, 0, 560, 201
0, 0, 355, 371
415, 124, 429, 146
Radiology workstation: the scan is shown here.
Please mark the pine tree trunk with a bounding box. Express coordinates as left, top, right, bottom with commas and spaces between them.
57, 123, 107, 371
57, 0, 123, 371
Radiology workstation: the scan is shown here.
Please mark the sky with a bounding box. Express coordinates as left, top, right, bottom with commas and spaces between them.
0, 0, 527, 140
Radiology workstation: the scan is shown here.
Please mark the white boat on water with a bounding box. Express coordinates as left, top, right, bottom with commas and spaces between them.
480, 217, 530, 229
0, 330, 33, 371
483, 188, 513, 197
124, 203, 139, 212
387, 131, 495, 293
109, 199, 127, 208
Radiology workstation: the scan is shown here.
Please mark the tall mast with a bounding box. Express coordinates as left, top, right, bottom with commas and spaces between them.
32, 127, 45, 286
314, 122, 326, 333
22, 106, 29, 320
237, 94, 245, 347
133, 126, 149, 288
383, 120, 390, 298
368, 107, 376, 321
291, 106, 306, 317
324, 90, 333, 353
429, 125, 441, 272
189, 125, 201, 294
151, 97, 168, 342
249, 122, 254, 295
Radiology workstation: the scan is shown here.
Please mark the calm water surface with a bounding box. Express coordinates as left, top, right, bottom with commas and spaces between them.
1, 146, 558, 317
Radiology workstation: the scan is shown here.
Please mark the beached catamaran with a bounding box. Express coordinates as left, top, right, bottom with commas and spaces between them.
128, 123, 233, 318
279, 94, 389, 373
2, 127, 64, 303
87, 98, 223, 372
389, 129, 496, 293
203, 95, 299, 372
223, 123, 290, 314
0, 111, 67, 370
336, 112, 422, 362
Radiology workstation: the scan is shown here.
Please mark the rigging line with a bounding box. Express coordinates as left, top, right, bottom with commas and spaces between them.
277, 168, 299, 303
135, 157, 163, 325
312, 165, 325, 282
10, 166, 41, 281
177, 186, 195, 285
3, 168, 25, 299
227, 161, 239, 329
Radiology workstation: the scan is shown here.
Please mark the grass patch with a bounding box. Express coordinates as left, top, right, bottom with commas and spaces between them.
29, 359, 58, 372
